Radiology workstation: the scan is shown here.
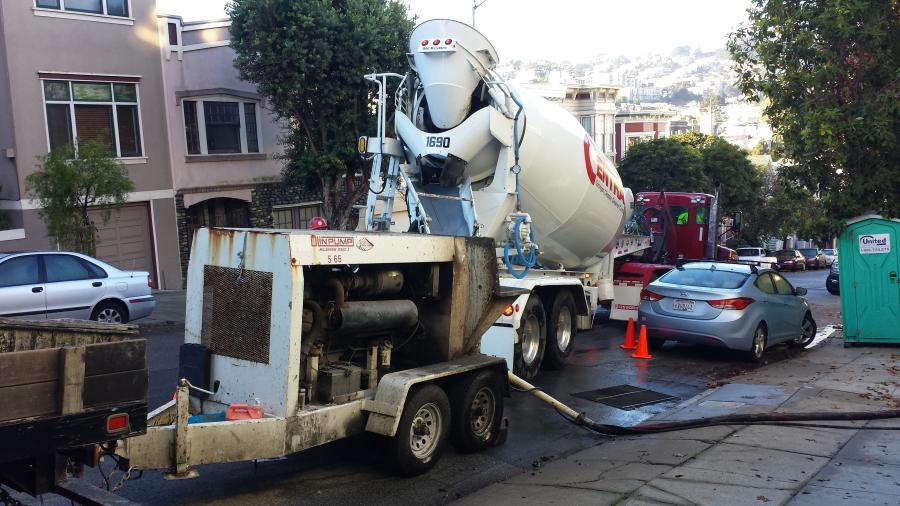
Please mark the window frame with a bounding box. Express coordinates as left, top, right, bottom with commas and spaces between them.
0, 255, 42, 288
42, 253, 107, 283
754, 273, 777, 295
271, 203, 323, 229
770, 272, 795, 295
41, 78, 145, 160
33, 0, 132, 19
579, 115, 593, 136
181, 95, 263, 157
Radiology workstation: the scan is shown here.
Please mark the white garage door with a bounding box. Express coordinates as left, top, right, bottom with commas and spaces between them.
90, 203, 154, 276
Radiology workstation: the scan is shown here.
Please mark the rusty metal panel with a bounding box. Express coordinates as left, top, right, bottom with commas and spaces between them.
201, 266, 273, 364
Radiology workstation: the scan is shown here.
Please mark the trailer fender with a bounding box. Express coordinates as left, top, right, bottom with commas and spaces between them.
363, 355, 506, 437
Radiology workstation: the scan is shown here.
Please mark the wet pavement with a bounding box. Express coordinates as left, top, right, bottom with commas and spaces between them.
10, 271, 843, 505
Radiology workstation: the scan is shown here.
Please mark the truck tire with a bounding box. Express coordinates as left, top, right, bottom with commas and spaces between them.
514, 296, 546, 380
449, 370, 504, 453
389, 384, 450, 476
543, 291, 576, 369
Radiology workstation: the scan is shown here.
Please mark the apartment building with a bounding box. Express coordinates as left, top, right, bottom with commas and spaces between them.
524, 83, 619, 160
614, 105, 674, 162
0, 0, 182, 289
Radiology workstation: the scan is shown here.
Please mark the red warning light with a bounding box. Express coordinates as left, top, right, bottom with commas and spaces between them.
445, 38, 453, 45
432, 39, 440, 45
421, 39, 429, 46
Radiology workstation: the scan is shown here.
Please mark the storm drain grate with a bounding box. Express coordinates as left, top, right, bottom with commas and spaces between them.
572, 384, 678, 410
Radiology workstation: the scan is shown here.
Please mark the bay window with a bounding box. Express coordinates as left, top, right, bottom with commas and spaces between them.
35, 0, 130, 17
182, 97, 262, 156
42, 79, 143, 158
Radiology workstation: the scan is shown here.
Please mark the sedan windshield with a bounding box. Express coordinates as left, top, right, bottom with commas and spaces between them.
736, 248, 760, 256
775, 250, 795, 259
799, 249, 818, 257
658, 268, 749, 289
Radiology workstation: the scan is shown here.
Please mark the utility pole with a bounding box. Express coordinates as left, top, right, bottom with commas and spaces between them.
472, 0, 488, 28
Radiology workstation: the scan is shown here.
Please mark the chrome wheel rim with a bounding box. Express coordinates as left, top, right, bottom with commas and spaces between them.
409, 402, 442, 460
469, 387, 496, 438
556, 307, 573, 351
753, 327, 765, 358
97, 308, 122, 323
799, 318, 815, 345
522, 314, 540, 365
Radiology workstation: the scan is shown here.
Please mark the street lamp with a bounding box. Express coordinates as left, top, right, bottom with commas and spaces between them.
472, 0, 488, 28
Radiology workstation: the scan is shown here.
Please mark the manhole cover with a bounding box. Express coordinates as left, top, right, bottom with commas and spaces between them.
572, 384, 679, 410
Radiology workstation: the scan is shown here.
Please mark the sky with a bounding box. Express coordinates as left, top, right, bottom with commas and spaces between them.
157, 0, 752, 62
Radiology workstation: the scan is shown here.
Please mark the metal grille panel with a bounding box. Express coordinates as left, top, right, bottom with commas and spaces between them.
201, 266, 272, 364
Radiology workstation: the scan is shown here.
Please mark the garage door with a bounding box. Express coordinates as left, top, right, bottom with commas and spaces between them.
89, 203, 154, 276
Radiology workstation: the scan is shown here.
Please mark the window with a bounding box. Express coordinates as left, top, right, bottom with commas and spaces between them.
0, 256, 40, 287
35, 0, 130, 17
42, 79, 143, 158
182, 97, 262, 156
695, 206, 708, 225
755, 273, 777, 294
167, 22, 179, 46
770, 273, 794, 295
670, 205, 689, 225
580, 115, 593, 136
658, 268, 748, 289
272, 204, 322, 229
44, 254, 104, 282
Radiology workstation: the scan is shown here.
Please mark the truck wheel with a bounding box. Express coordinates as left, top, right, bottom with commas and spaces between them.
389, 384, 450, 476
449, 370, 504, 453
514, 296, 546, 380
544, 291, 577, 369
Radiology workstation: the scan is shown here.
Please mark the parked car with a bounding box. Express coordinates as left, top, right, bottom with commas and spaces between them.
0, 251, 155, 323
775, 249, 807, 271
798, 248, 827, 269
823, 248, 837, 266
736, 247, 778, 269
638, 262, 816, 361
826, 260, 840, 295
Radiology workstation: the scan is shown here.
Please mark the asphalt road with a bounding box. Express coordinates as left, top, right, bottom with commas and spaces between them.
31, 268, 840, 505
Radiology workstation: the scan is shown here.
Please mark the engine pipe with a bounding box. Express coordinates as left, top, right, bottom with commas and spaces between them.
330, 300, 418, 334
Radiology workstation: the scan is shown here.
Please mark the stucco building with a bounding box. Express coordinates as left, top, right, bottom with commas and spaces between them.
524, 83, 619, 160
614, 105, 674, 163
0, 0, 182, 289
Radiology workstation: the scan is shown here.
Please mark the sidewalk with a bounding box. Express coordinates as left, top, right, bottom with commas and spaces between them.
457, 334, 900, 506
140, 290, 185, 327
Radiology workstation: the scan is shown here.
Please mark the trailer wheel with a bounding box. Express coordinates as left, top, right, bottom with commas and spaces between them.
514, 296, 546, 379
449, 370, 504, 453
544, 291, 577, 369
389, 384, 450, 476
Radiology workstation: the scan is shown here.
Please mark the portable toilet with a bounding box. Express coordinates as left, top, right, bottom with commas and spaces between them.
838, 215, 900, 344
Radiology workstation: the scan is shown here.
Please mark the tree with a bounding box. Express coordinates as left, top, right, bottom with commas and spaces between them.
25, 141, 134, 255
617, 138, 710, 194
229, 0, 414, 230
672, 132, 763, 219
729, 0, 900, 228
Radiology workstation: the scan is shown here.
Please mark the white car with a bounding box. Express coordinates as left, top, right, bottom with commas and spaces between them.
736, 247, 778, 270
0, 251, 155, 323
823, 248, 837, 266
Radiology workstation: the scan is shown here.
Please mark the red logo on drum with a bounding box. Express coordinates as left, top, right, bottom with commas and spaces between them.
583, 135, 624, 201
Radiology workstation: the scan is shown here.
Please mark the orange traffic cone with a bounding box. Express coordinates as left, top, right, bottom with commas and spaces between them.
620, 317, 637, 350
631, 324, 653, 359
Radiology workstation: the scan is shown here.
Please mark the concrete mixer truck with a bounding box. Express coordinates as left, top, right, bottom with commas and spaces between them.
359, 19, 732, 378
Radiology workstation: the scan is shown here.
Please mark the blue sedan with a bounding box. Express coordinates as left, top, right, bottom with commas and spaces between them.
638, 262, 816, 361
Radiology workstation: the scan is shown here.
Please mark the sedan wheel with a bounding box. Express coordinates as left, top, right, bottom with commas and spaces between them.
792, 313, 817, 348
91, 301, 127, 324
747, 324, 767, 362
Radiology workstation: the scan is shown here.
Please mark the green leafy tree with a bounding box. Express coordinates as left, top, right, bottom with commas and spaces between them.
228, 0, 414, 230
617, 138, 710, 193
729, 0, 900, 229
25, 141, 134, 255
672, 132, 763, 220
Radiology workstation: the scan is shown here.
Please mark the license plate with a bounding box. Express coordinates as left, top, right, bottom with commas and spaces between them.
673, 299, 695, 312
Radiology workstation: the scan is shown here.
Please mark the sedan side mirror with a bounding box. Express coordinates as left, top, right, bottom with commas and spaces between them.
794, 287, 808, 296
